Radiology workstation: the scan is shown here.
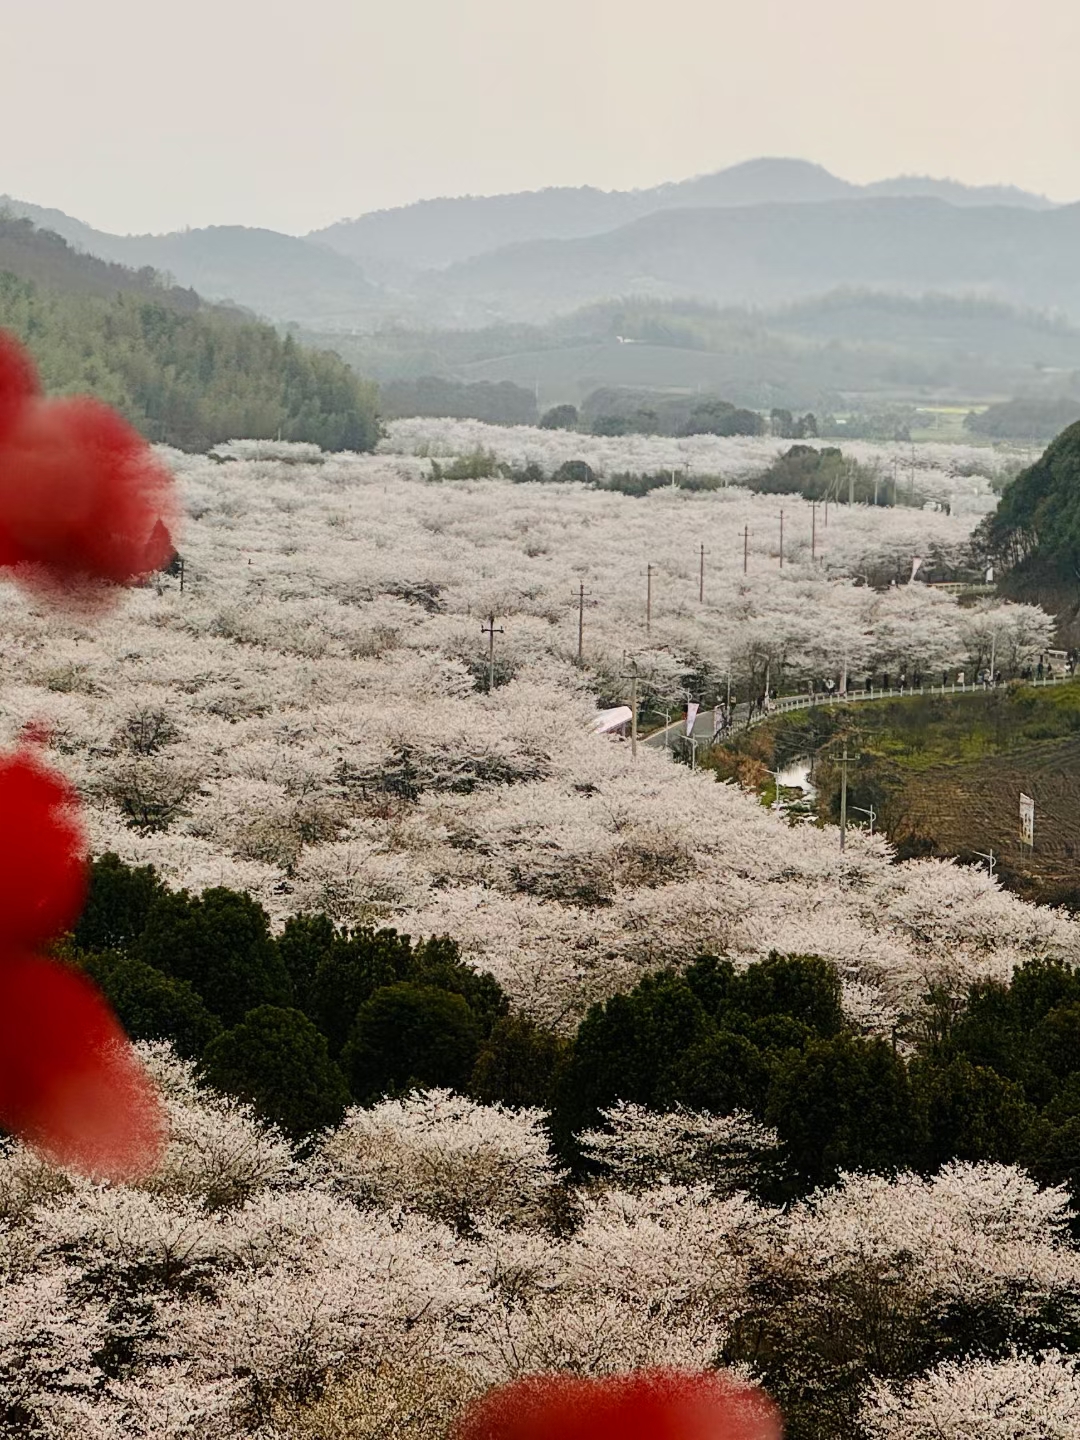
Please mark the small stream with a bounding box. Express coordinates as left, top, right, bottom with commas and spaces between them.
776, 756, 817, 801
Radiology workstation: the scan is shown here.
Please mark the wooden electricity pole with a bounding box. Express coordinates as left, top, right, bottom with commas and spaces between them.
481, 614, 504, 693
743, 526, 749, 575
779, 510, 785, 569
811, 502, 817, 562
619, 657, 641, 760
576, 580, 589, 665
699, 543, 706, 604
646, 563, 654, 633
839, 746, 851, 852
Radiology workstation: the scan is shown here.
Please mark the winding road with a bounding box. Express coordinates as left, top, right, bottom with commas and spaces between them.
643, 673, 1074, 750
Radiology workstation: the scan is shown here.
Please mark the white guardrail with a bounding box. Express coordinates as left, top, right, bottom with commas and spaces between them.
643, 673, 1075, 748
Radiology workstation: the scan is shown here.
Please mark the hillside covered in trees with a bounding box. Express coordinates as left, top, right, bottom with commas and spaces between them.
0, 212, 379, 452
978, 420, 1080, 580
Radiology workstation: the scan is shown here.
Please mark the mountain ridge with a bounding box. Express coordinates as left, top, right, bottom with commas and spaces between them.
418, 196, 1080, 322
311, 158, 1057, 273
0, 198, 380, 327
1, 159, 1068, 330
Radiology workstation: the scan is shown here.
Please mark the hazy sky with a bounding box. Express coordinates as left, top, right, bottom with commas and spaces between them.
5, 0, 1079, 235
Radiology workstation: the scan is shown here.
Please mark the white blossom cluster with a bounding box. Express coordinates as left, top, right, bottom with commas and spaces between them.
0, 440, 1067, 1030
382, 418, 1018, 516
3, 1056, 1079, 1438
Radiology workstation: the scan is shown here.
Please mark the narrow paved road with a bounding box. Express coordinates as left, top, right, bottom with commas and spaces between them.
643, 674, 1074, 750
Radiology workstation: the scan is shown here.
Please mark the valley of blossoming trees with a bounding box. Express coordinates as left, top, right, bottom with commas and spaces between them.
0, 429, 1062, 1030
5, 423, 1080, 1438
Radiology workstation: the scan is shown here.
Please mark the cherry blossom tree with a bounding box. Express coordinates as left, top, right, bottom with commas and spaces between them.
862, 1351, 1080, 1440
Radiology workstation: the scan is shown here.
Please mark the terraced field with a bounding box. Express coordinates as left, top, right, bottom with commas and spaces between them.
887, 733, 1080, 887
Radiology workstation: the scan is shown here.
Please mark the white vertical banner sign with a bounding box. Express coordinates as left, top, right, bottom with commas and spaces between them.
1020, 793, 1035, 849
910, 556, 923, 583
713, 706, 724, 738
685, 702, 700, 738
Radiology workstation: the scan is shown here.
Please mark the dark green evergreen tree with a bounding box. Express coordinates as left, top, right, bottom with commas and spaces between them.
342, 983, 482, 1102
81, 951, 221, 1058
767, 1034, 916, 1190
73, 852, 167, 953
134, 887, 290, 1026
201, 1005, 349, 1140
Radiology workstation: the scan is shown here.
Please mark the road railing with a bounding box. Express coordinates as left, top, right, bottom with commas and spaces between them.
642, 672, 1075, 747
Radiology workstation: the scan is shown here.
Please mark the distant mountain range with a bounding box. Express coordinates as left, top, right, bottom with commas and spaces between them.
1, 158, 1073, 329
418, 197, 1080, 322
312, 158, 1056, 274
0, 198, 380, 328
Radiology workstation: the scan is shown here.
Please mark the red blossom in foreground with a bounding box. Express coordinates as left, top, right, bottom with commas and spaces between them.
0, 330, 177, 593
452, 1370, 783, 1440
0, 950, 164, 1177
0, 749, 87, 947
0, 747, 165, 1177
0, 334, 176, 1175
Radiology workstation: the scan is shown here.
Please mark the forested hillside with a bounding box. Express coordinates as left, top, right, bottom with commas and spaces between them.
978, 420, 1080, 579
0, 212, 379, 451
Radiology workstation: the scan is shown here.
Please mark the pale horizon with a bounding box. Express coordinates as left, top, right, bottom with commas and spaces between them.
4, 0, 1078, 236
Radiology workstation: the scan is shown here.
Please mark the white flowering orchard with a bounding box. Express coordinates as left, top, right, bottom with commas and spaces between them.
0, 435, 1067, 1034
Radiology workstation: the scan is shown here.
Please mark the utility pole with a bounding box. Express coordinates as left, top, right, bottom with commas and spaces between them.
646, 563, 654, 633
481, 614, 504, 693
178, 557, 185, 594
779, 510, 784, 569
811, 502, 817, 562
743, 526, 749, 575
575, 581, 589, 666
619, 657, 641, 760
699, 543, 706, 603
848, 460, 855, 506
839, 746, 851, 852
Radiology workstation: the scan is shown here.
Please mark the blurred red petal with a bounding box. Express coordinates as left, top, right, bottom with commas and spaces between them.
0, 330, 40, 445
0, 386, 177, 591
0, 749, 87, 947
453, 1370, 783, 1440
0, 951, 165, 1179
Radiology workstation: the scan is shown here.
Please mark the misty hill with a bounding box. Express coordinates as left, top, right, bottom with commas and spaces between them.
419, 198, 1080, 323
303, 291, 1080, 416
1, 198, 380, 328
2, 160, 1066, 334
0, 209, 204, 309
0, 212, 378, 451
312, 158, 1055, 274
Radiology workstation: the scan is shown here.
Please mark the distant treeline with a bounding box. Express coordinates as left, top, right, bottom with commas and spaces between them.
379, 374, 537, 425
381, 377, 802, 438
966, 395, 1080, 441
0, 213, 379, 452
